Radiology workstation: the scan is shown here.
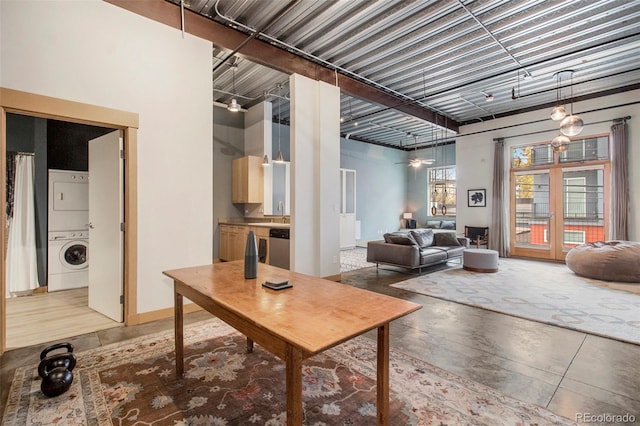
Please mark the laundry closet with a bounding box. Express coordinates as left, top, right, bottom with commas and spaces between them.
5, 113, 112, 296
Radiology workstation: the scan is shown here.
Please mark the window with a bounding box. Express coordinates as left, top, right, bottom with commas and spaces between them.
428, 166, 456, 216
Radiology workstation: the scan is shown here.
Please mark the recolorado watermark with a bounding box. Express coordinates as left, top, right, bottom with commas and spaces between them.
576, 412, 636, 423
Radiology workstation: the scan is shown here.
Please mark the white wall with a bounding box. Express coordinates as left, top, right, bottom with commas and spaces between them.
1, 1, 213, 314
457, 89, 640, 241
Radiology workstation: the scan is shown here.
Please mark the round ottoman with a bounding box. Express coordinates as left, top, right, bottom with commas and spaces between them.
565, 241, 640, 282
463, 249, 499, 273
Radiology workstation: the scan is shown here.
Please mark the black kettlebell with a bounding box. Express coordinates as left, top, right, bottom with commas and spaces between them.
38, 343, 77, 397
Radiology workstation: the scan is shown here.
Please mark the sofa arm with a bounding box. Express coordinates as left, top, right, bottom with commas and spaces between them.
367, 241, 420, 267
457, 237, 470, 248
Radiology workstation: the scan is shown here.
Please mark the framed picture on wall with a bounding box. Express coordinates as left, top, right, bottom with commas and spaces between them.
468, 189, 486, 207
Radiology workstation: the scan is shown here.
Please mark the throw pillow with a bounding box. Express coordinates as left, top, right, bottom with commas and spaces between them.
383, 232, 417, 246
425, 220, 441, 229
434, 232, 461, 246
410, 229, 434, 248
440, 220, 456, 230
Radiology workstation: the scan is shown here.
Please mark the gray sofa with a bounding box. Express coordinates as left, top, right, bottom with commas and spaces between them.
367, 229, 469, 273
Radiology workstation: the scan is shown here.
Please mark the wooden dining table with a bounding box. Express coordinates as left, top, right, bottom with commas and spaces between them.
163, 261, 421, 425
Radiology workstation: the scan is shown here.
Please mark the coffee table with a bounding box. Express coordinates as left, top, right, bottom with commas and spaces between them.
163, 261, 421, 425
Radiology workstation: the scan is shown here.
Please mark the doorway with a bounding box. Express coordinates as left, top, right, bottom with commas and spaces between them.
510, 135, 609, 261
0, 87, 139, 354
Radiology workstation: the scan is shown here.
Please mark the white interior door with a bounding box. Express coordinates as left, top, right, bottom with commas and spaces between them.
88, 130, 124, 322
340, 169, 356, 249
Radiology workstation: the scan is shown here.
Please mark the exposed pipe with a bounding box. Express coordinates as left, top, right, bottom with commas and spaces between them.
456, 0, 532, 79
213, 0, 433, 112
353, 32, 640, 123
211, 0, 301, 74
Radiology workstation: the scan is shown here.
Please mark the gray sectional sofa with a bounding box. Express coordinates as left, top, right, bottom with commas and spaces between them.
367, 228, 469, 273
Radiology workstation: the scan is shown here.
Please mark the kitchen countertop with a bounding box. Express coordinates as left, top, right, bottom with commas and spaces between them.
219, 219, 290, 229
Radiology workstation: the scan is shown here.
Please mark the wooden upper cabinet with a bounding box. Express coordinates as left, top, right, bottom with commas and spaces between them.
232, 155, 264, 203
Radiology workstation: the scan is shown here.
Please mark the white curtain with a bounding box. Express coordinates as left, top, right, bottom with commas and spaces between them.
6, 154, 40, 297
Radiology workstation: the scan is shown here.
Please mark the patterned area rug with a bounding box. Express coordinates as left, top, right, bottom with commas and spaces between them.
340, 247, 376, 272
391, 258, 640, 345
3, 318, 575, 425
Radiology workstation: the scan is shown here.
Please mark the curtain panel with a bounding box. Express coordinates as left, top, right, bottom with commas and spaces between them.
610, 120, 629, 240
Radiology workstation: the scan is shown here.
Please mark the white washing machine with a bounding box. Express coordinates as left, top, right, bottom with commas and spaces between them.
48, 230, 89, 291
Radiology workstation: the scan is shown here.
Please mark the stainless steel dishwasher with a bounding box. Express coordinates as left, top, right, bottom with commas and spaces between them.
269, 228, 290, 270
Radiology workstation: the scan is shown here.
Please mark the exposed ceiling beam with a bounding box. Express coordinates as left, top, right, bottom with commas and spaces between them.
104, 0, 459, 133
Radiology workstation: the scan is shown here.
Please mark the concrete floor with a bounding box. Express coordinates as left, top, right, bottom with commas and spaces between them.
1, 264, 639, 423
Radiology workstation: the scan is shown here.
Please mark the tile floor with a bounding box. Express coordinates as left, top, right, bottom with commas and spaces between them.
1, 263, 639, 423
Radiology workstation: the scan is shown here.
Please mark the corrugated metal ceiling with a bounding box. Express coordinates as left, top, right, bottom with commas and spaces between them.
175, 0, 640, 149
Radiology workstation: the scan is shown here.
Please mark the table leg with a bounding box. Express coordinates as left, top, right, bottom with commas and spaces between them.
285, 344, 303, 426
246, 337, 254, 353
174, 285, 184, 377
377, 323, 390, 426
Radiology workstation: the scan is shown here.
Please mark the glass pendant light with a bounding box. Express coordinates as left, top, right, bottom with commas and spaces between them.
550, 72, 566, 121
551, 134, 570, 152
273, 83, 285, 163
559, 71, 584, 136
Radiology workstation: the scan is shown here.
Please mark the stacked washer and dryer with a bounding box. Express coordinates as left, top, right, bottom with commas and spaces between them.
47, 170, 90, 292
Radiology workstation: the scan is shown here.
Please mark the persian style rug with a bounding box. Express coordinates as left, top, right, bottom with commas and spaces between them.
391, 258, 640, 345
3, 318, 575, 425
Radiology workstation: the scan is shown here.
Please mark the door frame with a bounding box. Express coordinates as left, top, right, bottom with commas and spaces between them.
509, 141, 610, 261
0, 87, 139, 355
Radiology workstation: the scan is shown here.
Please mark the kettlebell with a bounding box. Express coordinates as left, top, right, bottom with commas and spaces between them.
38, 343, 77, 397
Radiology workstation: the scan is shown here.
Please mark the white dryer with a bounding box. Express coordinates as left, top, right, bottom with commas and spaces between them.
48, 170, 89, 232
48, 230, 89, 291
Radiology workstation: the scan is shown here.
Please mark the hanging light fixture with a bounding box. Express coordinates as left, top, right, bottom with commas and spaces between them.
551, 134, 570, 153
227, 58, 241, 112
430, 123, 438, 216
440, 119, 447, 215
559, 70, 584, 136
274, 84, 285, 163
262, 154, 269, 166
550, 71, 567, 121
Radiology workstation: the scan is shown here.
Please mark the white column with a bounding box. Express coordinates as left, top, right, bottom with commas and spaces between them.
290, 74, 341, 277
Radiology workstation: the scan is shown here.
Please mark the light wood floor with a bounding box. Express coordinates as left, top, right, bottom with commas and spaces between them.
5, 287, 122, 350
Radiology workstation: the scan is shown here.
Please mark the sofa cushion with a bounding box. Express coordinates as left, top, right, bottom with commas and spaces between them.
410, 229, 434, 248
419, 248, 448, 265
440, 220, 456, 230
434, 231, 461, 246
442, 245, 466, 258
383, 232, 416, 246
425, 220, 442, 229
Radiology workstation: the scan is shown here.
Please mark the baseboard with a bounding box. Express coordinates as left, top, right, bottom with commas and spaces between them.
131, 303, 204, 325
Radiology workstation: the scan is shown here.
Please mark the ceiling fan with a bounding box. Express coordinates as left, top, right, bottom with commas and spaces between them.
397, 134, 435, 168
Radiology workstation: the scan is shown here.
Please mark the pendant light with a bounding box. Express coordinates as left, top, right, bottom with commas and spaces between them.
440, 119, 447, 215
274, 84, 285, 163
430, 123, 438, 216
550, 71, 566, 121
559, 70, 584, 136
227, 59, 241, 112
551, 134, 570, 153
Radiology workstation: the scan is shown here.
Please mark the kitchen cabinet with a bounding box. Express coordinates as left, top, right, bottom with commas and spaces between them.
219, 224, 248, 261
218, 224, 272, 264
232, 156, 264, 203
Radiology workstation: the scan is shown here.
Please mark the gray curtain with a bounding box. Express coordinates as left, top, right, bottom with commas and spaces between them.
490, 138, 509, 257
610, 120, 629, 240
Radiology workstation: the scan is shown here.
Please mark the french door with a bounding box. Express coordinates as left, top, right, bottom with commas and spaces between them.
511, 165, 608, 261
